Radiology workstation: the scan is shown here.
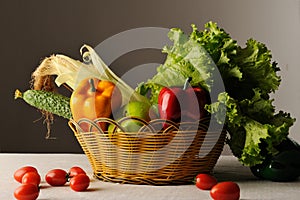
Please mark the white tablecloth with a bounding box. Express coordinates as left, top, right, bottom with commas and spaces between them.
1, 153, 299, 200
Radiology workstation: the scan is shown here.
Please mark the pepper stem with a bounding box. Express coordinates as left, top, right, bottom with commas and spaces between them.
89, 79, 96, 92
183, 77, 192, 90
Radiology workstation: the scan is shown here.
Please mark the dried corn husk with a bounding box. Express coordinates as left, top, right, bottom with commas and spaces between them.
31, 54, 100, 91
32, 45, 149, 106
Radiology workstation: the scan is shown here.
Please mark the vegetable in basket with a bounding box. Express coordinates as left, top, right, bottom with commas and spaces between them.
70, 77, 122, 131
158, 77, 209, 128
137, 21, 296, 168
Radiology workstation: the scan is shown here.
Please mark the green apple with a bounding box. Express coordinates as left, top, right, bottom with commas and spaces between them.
109, 101, 151, 133
122, 101, 151, 121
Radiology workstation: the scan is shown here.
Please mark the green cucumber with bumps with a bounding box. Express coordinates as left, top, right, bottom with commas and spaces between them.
15, 89, 72, 119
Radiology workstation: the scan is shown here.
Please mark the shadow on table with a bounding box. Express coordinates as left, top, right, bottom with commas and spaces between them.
212, 156, 300, 183
213, 157, 258, 182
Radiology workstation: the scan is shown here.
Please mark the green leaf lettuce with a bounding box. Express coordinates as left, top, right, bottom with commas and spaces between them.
137, 22, 295, 166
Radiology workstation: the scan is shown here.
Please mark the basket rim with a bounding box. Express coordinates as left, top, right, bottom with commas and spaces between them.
68, 116, 215, 134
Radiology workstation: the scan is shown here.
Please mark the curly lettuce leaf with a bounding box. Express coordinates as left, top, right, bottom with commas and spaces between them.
137, 21, 295, 166
238, 39, 281, 91
190, 22, 242, 82
192, 22, 294, 166
207, 92, 295, 166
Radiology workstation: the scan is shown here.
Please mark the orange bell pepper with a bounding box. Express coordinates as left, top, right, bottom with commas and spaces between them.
70, 77, 122, 131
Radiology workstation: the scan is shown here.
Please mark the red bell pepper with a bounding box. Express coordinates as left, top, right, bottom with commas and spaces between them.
158, 78, 209, 126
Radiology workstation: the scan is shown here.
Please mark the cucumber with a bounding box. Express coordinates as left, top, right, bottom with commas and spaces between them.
15, 89, 72, 119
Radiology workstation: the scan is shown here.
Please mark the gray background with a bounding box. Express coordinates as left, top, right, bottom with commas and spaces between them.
1, 0, 300, 153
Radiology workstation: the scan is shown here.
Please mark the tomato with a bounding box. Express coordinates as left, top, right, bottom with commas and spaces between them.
45, 169, 68, 186
70, 174, 90, 192
22, 172, 41, 186
195, 173, 218, 190
210, 181, 240, 200
14, 166, 38, 183
68, 166, 86, 178
14, 183, 39, 200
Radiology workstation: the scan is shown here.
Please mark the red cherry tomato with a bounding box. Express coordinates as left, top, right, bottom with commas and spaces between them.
210, 181, 240, 200
22, 172, 41, 186
14, 183, 39, 200
70, 174, 90, 192
195, 173, 218, 190
45, 169, 68, 186
14, 166, 38, 183
68, 166, 86, 178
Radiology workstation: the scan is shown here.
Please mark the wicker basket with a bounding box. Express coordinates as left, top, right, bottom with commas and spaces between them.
68, 117, 226, 185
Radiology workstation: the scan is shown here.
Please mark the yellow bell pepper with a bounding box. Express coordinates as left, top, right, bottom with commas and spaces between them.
70, 77, 121, 131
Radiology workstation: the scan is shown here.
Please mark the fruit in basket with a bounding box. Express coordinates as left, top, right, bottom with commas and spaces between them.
158, 77, 209, 127
109, 101, 151, 133
108, 101, 176, 150
70, 77, 122, 131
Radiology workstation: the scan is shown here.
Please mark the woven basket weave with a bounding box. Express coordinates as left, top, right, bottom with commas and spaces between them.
68, 117, 226, 185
